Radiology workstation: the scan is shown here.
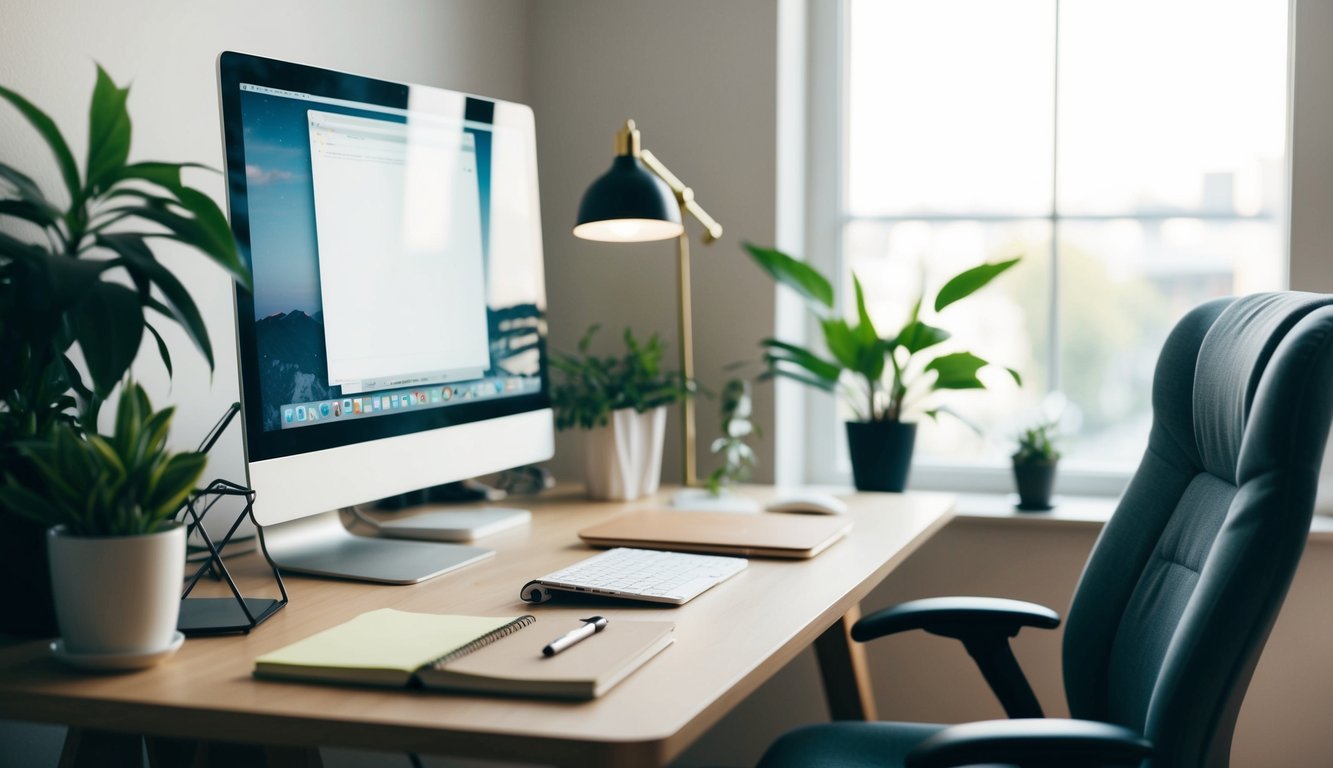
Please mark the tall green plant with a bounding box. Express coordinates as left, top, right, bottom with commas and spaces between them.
743, 243, 1020, 422
0, 65, 250, 437
550, 324, 690, 431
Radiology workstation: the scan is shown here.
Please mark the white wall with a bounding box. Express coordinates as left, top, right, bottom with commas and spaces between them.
528, 0, 781, 487
0, 0, 531, 490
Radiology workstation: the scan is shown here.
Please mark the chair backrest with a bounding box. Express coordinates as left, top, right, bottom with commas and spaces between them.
1061, 292, 1333, 768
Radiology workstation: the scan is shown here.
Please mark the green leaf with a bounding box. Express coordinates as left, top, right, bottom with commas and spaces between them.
86, 65, 132, 193
69, 282, 144, 397
1006, 367, 1022, 386
820, 317, 864, 371
0, 81, 81, 204
144, 452, 207, 521
760, 338, 842, 382
0, 162, 60, 217
743, 242, 833, 309
896, 320, 951, 354
851, 274, 878, 347
933, 256, 1021, 313
925, 351, 990, 391
144, 322, 173, 379
93, 194, 248, 290
759, 366, 838, 393
0, 199, 59, 229
174, 187, 249, 290
108, 161, 212, 194
98, 233, 213, 369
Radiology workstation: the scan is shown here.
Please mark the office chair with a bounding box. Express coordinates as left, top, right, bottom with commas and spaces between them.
760, 292, 1333, 768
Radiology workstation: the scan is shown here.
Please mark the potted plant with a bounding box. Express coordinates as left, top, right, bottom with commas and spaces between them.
0, 66, 249, 637
743, 243, 1020, 492
1013, 420, 1060, 511
0, 383, 206, 659
551, 324, 690, 500
670, 374, 764, 512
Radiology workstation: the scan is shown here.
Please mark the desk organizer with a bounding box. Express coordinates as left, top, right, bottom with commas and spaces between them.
178, 478, 287, 635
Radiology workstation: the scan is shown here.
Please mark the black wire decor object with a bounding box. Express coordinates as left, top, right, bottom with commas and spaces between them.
177, 404, 288, 636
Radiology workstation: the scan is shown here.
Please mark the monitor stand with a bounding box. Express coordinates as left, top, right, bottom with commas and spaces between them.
256, 510, 494, 585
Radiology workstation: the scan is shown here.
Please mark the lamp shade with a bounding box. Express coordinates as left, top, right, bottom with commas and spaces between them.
573, 155, 684, 242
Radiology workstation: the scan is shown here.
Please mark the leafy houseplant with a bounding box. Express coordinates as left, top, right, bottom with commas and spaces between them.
551, 324, 690, 500
1013, 420, 1061, 511
706, 377, 759, 495
742, 243, 1020, 491
0, 65, 248, 638
0, 384, 205, 654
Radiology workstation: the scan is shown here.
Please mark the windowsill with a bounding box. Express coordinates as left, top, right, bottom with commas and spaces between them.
946, 491, 1333, 543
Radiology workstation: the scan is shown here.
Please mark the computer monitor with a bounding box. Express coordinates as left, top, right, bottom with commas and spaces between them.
217, 52, 553, 583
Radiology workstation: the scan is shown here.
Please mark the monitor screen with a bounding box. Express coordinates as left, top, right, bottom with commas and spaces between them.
218, 52, 552, 529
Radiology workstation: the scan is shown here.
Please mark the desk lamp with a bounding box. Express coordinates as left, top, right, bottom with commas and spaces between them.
574, 119, 723, 487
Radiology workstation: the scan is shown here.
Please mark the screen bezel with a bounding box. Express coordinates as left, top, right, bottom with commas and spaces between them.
218, 51, 549, 464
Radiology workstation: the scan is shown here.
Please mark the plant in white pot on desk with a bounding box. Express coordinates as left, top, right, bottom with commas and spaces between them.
552, 324, 691, 501
0, 65, 249, 639
743, 243, 1021, 492
0, 382, 207, 667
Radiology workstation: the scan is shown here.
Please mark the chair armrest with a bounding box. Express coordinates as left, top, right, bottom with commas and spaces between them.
853, 597, 1061, 719
905, 718, 1152, 768
852, 596, 1061, 643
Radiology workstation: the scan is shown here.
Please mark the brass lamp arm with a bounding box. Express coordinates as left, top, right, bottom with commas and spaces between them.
639, 149, 723, 244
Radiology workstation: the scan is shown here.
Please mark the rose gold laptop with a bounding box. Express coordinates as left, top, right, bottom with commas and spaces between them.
578, 510, 852, 559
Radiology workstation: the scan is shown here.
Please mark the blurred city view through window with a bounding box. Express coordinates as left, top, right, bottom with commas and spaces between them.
841, 0, 1287, 469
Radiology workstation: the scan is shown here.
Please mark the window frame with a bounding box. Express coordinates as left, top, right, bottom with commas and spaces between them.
798, 0, 1290, 495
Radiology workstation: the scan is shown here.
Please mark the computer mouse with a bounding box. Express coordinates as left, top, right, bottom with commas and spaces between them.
765, 493, 848, 515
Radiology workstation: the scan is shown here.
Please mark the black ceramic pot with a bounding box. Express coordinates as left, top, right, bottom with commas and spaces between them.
1013, 460, 1058, 511
845, 420, 917, 492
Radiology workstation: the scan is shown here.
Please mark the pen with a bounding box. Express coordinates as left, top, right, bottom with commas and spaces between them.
542, 616, 608, 657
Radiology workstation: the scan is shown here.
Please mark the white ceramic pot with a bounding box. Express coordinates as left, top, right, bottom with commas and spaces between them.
48, 522, 185, 655
583, 406, 667, 501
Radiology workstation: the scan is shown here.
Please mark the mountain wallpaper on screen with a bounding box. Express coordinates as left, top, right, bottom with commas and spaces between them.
254, 310, 340, 431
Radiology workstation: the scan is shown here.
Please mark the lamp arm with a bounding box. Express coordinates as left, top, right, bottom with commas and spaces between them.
639, 149, 723, 243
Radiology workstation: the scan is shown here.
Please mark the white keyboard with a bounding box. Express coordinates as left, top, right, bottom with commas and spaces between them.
520, 547, 748, 605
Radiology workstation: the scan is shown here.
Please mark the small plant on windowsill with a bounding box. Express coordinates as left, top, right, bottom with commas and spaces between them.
1013, 420, 1061, 511
742, 243, 1021, 492
551, 324, 692, 501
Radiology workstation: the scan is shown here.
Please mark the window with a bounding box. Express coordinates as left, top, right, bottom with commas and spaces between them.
806, 0, 1289, 490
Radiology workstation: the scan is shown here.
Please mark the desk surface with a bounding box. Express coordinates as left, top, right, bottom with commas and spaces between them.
0, 487, 953, 767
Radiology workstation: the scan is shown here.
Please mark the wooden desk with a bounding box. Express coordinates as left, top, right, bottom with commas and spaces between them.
0, 487, 953, 767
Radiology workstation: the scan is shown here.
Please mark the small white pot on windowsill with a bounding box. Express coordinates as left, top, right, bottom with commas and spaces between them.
583, 407, 667, 501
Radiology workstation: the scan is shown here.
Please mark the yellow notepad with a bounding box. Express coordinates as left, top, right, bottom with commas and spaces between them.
254, 608, 675, 699
254, 609, 528, 687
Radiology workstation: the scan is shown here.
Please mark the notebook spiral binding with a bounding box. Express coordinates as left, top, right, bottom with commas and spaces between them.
429, 615, 537, 667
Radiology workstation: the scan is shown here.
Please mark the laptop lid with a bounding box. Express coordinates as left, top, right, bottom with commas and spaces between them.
577, 511, 852, 559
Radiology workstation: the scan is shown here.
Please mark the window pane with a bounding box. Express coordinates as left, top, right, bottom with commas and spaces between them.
1057, 219, 1283, 464
1057, 0, 1288, 215
843, 219, 1051, 460
846, 0, 1055, 216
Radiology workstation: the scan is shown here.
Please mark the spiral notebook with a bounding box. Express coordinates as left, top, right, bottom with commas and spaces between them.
254, 608, 674, 699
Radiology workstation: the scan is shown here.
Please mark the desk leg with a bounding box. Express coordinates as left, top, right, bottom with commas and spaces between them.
59, 728, 142, 768
813, 605, 878, 721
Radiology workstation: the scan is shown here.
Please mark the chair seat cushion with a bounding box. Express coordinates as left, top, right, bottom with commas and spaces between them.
757, 721, 947, 768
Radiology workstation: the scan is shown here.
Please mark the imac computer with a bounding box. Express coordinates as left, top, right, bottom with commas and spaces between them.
217, 52, 553, 583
